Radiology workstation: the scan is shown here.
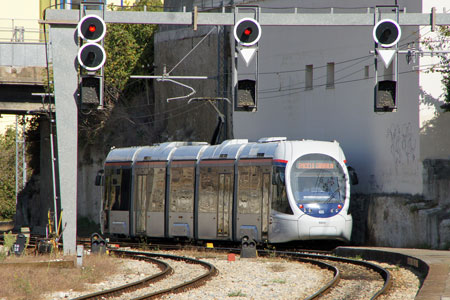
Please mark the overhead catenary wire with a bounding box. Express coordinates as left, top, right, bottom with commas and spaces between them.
166, 26, 216, 75
128, 101, 210, 126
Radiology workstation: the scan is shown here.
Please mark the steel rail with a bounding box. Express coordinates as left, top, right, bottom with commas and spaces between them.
286, 256, 340, 300
106, 249, 217, 300
71, 252, 172, 300
275, 251, 392, 300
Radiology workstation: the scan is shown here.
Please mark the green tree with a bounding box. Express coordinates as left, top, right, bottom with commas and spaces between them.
0, 127, 17, 220
423, 26, 450, 110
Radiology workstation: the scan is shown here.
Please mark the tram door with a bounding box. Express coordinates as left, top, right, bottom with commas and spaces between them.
237, 163, 271, 242
168, 162, 195, 238
103, 167, 131, 236
134, 172, 147, 235
261, 173, 270, 240
146, 165, 166, 237
217, 174, 232, 237
198, 164, 234, 240
134, 164, 167, 237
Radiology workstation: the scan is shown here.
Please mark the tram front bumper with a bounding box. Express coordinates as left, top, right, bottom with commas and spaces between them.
298, 214, 352, 242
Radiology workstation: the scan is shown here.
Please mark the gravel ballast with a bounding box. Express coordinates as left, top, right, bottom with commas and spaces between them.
45, 251, 421, 300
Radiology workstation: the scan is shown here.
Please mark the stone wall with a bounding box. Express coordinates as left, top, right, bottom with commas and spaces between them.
349, 159, 450, 249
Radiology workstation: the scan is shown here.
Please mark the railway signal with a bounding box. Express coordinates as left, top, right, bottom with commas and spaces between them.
234, 17, 261, 46
78, 14, 106, 43
234, 17, 261, 111
77, 15, 106, 71
372, 18, 401, 112
77, 43, 106, 71
234, 17, 261, 66
373, 19, 401, 48
77, 14, 106, 106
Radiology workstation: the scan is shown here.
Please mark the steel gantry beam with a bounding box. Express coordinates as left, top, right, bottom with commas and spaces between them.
45, 7, 450, 254
45, 8, 450, 26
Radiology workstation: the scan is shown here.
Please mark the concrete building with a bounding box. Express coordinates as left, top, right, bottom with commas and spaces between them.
154, 0, 450, 248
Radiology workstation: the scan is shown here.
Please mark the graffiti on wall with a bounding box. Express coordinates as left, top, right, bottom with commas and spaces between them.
386, 122, 417, 170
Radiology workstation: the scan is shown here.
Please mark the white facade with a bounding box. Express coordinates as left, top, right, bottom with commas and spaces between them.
223, 0, 446, 195
418, 1, 450, 162
161, 0, 450, 197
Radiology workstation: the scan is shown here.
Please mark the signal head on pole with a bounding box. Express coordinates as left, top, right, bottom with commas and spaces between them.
78, 14, 106, 43
78, 43, 106, 71
234, 18, 261, 46
373, 19, 401, 48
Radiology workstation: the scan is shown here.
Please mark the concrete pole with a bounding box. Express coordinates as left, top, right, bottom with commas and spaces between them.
49, 24, 79, 254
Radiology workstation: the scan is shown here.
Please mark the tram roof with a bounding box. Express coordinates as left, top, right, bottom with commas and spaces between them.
200, 139, 248, 160
105, 139, 345, 165
171, 143, 209, 160
239, 141, 280, 159
105, 147, 142, 163
133, 142, 209, 162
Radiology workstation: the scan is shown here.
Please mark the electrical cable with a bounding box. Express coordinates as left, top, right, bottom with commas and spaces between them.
257, 65, 436, 101
43, 1, 62, 240
127, 101, 210, 126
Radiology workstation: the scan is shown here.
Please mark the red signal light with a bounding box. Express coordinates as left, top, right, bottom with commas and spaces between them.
88, 24, 96, 33
234, 18, 261, 46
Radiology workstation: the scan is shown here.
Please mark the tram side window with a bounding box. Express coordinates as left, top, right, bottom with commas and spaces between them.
238, 166, 262, 214
170, 167, 195, 213
110, 168, 131, 211
271, 166, 293, 215
148, 167, 166, 212
199, 167, 219, 213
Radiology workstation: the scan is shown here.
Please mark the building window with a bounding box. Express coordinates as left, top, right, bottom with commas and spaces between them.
305, 65, 313, 90
364, 66, 370, 79
326, 62, 335, 89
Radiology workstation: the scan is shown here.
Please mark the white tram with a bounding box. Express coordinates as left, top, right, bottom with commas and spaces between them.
99, 137, 357, 243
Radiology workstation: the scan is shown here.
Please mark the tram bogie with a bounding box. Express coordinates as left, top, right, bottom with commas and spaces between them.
99, 138, 357, 244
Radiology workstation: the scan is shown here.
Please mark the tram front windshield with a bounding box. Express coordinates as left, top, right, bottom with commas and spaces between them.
290, 154, 346, 204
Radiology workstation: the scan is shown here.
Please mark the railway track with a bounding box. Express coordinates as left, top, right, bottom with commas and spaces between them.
267, 251, 392, 300
1, 235, 395, 299
68, 247, 390, 300
71, 249, 217, 300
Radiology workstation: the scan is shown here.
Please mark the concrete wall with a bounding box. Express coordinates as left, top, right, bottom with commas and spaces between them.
154, 25, 232, 143
77, 148, 103, 224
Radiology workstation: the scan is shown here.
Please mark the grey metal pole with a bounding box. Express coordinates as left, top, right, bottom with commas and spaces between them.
15, 115, 19, 205
22, 119, 26, 190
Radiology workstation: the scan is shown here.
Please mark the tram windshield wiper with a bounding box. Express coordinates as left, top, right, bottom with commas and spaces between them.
325, 188, 339, 203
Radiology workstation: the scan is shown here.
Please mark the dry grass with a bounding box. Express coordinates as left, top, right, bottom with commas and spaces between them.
0, 253, 119, 300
